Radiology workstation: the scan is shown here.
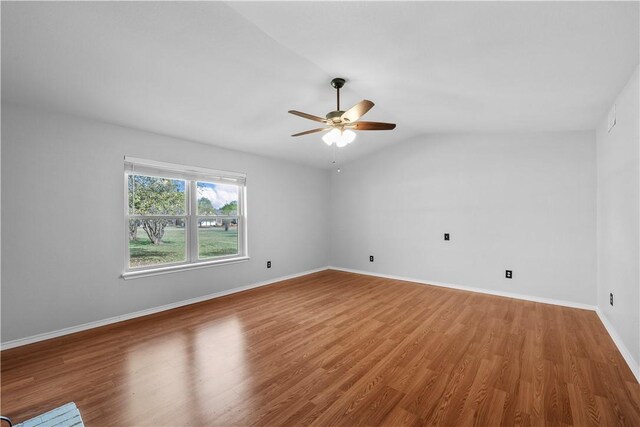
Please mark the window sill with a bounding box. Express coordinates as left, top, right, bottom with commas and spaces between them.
122, 256, 250, 280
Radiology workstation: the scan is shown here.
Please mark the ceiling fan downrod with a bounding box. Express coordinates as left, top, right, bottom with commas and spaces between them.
331, 78, 346, 112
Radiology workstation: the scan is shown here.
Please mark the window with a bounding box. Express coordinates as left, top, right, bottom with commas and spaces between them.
123, 157, 247, 278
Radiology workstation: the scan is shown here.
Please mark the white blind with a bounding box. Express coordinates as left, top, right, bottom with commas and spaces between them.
124, 156, 246, 186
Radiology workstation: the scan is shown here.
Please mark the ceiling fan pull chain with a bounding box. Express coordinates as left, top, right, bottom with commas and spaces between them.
337, 86, 340, 111
332, 145, 341, 172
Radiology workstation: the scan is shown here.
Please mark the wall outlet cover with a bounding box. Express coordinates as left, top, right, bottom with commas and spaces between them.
369, 255, 374, 262
506, 270, 512, 279
444, 233, 450, 241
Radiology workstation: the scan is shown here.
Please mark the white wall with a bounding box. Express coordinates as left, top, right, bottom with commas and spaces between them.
330, 131, 597, 305
596, 65, 640, 374
1, 104, 329, 343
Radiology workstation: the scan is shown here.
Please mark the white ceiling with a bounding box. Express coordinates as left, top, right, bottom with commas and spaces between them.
2, 1, 638, 168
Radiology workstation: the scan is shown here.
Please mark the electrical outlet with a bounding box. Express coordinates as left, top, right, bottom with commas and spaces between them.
610, 293, 613, 306
505, 270, 512, 279
267, 261, 271, 269
444, 233, 450, 241
369, 255, 374, 262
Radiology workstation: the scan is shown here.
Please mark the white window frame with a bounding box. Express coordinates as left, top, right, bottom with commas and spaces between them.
122, 157, 249, 279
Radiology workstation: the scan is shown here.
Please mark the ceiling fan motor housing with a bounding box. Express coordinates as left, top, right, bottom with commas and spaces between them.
326, 110, 346, 123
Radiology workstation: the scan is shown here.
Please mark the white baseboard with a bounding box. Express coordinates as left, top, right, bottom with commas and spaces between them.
329, 266, 596, 311
1, 267, 329, 351
596, 308, 640, 383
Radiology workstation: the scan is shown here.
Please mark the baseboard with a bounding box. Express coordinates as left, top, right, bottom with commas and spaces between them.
329, 266, 596, 311
1, 267, 329, 351
596, 308, 640, 383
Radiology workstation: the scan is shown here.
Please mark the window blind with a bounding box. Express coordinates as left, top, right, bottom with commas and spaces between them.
124, 156, 246, 186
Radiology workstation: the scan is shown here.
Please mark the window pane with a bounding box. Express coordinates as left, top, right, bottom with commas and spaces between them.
198, 218, 239, 259
129, 219, 186, 267
196, 182, 239, 216
128, 175, 186, 215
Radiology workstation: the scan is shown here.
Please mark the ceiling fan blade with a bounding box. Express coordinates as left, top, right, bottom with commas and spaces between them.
341, 100, 374, 123
291, 127, 330, 137
349, 121, 396, 131
288, 110, 327, 123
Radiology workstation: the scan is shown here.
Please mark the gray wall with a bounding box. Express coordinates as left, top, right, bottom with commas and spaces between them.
596, 66, 640, 370
329, 131, 597, 305
1, 104, 330, 343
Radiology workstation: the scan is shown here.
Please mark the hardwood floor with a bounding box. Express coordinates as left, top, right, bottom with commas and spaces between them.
2, 270, 639, 426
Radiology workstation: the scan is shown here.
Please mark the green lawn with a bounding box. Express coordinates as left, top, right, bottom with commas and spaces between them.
129, 226, 238, 268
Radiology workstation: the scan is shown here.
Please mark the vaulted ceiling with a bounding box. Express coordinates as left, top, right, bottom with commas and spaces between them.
2, 2, 638, 168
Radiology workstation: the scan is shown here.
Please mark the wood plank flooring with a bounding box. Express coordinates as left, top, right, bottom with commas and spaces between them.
2, 270, 639, 426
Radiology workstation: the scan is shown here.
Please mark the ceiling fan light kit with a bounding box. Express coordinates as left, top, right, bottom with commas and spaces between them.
288, 77, 396, 147
323, 128, 356, 147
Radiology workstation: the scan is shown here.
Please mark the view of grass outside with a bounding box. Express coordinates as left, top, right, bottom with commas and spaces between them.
129, 224, 238, 267
129, 224, 186, 267
198, 225, 239, 259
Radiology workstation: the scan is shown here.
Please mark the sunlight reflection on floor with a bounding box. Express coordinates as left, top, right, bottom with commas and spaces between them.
124, 315, 249, 424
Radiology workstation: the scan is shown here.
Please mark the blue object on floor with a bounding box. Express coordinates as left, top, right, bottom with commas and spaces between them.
14, 403, 83, 427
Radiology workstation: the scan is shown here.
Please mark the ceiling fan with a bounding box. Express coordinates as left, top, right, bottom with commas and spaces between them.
288, 78, 396, 147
